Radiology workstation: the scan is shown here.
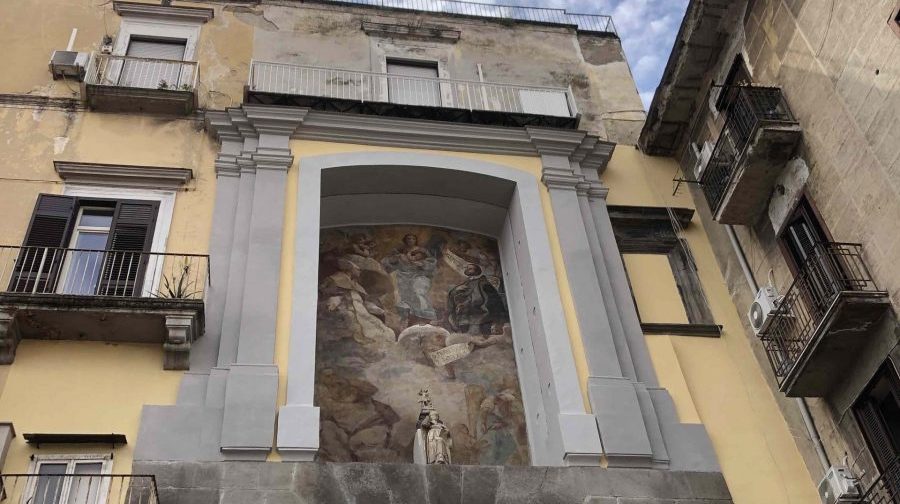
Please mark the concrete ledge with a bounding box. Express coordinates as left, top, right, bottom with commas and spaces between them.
133, 461, 734, 504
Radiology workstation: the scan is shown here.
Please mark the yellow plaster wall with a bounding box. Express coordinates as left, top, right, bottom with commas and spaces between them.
0, 106, 217, 474
604, 147, 818, 503
272, 140, 594, 429
0, 341, 182, 474
0, 0, 248, 108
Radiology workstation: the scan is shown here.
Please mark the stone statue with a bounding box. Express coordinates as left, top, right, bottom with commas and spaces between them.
421, 409, 453, 464
413, 389, 452, 464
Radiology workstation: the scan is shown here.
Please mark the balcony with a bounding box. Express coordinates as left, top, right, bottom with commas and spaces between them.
0, 246, 208, 370
246, 60, 581, 128
0, 473, 158, 504
82, 53, 198, 115
700, 86, 801, 224
316, 0, 616, 34
859, 454, 900, 504
759, 243, 891, 397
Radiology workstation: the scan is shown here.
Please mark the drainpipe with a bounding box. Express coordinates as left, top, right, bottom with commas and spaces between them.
725, 224, 830, 473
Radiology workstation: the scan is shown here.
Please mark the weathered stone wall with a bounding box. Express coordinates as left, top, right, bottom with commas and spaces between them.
673, 0, 900, 489
241, 1, 643, 143
134, 461, 734, 504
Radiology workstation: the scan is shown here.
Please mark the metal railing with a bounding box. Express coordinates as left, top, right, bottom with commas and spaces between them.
249, 60, 578, 118
83, 53, 199, 93
317, 0, 615, 33
759, 243, 881, 384
860, 456, 900, 503
0, 246, 209, 300
0, 474, 158, 504
700, 85, 796, 213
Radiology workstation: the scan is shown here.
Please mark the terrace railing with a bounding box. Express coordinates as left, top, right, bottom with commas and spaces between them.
317, 0, 615, 33
0, 473, 159, 504
759, 242, 881, 384
83, 53, 199, 93
249, 60, 578, 118
0, 245, 209, 300
700, 85, 796, 213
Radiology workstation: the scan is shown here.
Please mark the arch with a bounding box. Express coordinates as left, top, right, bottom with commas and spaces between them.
277, 151, 603, 466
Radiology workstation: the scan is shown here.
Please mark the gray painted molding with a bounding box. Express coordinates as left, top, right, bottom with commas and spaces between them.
113, 1, 214, 22
204, 105, 617, 174
53, 161, 193, 189
278, 151, 602, 466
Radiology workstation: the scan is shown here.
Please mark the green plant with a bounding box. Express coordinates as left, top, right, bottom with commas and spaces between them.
158, 79, 169, 90
152, 262, 203, 299
180, 83, 192, 91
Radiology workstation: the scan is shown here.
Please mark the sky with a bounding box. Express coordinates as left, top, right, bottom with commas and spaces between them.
515, 0, 690, 110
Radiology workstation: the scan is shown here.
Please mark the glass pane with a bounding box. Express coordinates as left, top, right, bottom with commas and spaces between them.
61, 233, 108, 295
33, 463, 67, 504
74, 232, 109, 250
67, 463, 103, 504
78, 210, 113, 229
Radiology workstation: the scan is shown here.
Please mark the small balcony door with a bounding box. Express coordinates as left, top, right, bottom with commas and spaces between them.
120, 37, 187, 90
387, 60, 441, 107
780, 197, 837, 313
57, 207, 114, 295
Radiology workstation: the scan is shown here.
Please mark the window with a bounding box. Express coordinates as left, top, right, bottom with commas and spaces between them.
780, 196, 829, 272
778, 196, 839, 311
386, 59, 441, 107
26, 455, 111, 504
855, 363, 900, 476
714, 55, 751, 112
121, 37, 188, 89
10, 194, 159, 296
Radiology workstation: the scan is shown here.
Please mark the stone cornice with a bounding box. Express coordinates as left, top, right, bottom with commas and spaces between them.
204, 105, 616, 175
113, 1, 214, 23
54, 161, 193, 189
361, 21, 461, 42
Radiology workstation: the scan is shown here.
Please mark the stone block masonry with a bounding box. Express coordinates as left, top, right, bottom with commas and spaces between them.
133, 461, 733, 504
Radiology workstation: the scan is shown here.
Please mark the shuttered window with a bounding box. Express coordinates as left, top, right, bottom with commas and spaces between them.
11, 194, 158, 296
126, 38, 186, 60
855, 364, 900, 470
386, 59, 441, 107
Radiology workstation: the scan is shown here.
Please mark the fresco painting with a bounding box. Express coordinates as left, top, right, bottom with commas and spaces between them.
315, 225, 529, 465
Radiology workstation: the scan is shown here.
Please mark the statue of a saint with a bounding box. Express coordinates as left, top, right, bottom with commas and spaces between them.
413, 389, 452, 464
421, 410, 453, 464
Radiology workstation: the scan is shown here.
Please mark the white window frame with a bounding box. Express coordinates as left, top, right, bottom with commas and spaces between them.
62, 185, 176, 297
113, 18, 200, 61
23, 454, 112, 504
57, 206, 115, 295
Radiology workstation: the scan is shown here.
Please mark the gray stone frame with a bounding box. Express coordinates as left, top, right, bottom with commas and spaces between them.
275, 151, 602, 466
136, 105, 720, 473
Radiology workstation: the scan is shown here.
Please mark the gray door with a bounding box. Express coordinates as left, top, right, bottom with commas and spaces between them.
387, 61, 441, 107
121, 38, 187, 89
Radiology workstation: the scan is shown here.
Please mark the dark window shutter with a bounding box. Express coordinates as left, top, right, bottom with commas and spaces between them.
859, 400, 898, 471
98, 200, 159, 296
9, 194, 76, 292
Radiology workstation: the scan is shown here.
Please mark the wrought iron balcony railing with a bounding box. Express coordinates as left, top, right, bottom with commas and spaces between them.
317, 0, 615, 33
860, 455, 900, 503
248, 60, 579, 119
83, 53, 198, 93
700, 85, 797, 214
0, 246, 209, 300
759, 243, 883, 385
0, 473, 158, 504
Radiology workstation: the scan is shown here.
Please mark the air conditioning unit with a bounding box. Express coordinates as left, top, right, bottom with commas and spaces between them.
48, 50, 88, 80
693, 141, 713, 180
748, 286, 779, 335
818, 465, 862, 504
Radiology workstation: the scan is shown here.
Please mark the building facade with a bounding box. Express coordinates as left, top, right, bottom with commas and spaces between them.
0, 0, 825, 503
641, 0, 900, 502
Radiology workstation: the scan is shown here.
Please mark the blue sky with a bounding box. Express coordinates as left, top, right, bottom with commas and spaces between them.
515, 0, 689, 110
